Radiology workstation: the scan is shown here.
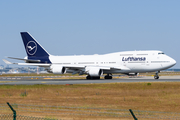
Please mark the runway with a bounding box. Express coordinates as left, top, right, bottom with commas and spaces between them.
0, 76, 180, 85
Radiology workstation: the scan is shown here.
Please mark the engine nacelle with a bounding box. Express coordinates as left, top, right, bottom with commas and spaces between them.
50, 65, 66, 74
86, 67, 103, 77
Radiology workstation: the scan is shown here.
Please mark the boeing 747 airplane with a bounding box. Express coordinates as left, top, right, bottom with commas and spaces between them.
3, 32, 176, 79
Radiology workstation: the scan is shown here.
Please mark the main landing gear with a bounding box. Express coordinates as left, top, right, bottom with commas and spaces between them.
154, 71, 160, 79
86, 74, 113, 80
104, 74, 112, 79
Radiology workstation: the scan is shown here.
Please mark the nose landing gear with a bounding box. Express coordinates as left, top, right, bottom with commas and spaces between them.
154, 71, 160, 79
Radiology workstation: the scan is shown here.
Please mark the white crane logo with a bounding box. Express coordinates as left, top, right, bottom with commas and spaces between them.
26, 41, 37, 55
27, 46, 36, 51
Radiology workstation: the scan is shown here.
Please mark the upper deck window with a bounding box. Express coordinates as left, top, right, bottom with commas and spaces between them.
137, 54, 148, 56
158, 52, 165, 55
120, 54, 133, 56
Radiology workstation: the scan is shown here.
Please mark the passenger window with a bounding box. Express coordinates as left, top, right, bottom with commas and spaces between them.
158, 53, 165, 55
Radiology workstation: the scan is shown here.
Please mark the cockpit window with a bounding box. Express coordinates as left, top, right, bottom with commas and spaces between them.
158, 52, 165, 55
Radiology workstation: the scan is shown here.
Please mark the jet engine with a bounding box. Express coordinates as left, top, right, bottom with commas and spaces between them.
50, 65, 66, 74
86, 67, 103, 77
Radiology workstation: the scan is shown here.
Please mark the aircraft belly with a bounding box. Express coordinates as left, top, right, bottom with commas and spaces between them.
103, 69, 131, 74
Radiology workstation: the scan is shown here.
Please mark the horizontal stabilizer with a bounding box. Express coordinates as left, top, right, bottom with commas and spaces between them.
17, 63, 51, 67
8, 57, 27, 61
3, 59, 50, 67
8, 57, 41, 63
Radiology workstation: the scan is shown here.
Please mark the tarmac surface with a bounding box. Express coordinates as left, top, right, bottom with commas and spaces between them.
0, 76, 180, 85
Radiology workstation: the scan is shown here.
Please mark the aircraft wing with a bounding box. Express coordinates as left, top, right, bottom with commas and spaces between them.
109, 66, 130, 70
3, 59, 130, 73
3, 59, 130, 70
62, 65, 130, 71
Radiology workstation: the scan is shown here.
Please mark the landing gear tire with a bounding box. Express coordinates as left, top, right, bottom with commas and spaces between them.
104, 74, 112, 79
86, 75, 91, 80
154, 71, 160, 79
154, 76, 159, 79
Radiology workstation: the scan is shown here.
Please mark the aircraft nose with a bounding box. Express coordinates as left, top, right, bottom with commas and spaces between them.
171, 58, 176, 66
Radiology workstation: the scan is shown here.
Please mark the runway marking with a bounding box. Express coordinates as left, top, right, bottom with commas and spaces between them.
41, 82, 47, 83
0, 81, 17, 83
1, 76, 180, 85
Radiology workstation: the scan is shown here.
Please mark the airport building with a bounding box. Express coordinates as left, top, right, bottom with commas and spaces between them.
0, 65, 47, 74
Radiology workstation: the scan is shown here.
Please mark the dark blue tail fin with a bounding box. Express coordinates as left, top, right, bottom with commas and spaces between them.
21, 32, 50, 57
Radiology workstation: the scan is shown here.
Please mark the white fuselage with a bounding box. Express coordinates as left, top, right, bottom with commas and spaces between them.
49, 50, 176, 74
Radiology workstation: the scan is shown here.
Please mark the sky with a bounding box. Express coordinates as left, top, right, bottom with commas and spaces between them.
0, 0, 180, 68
